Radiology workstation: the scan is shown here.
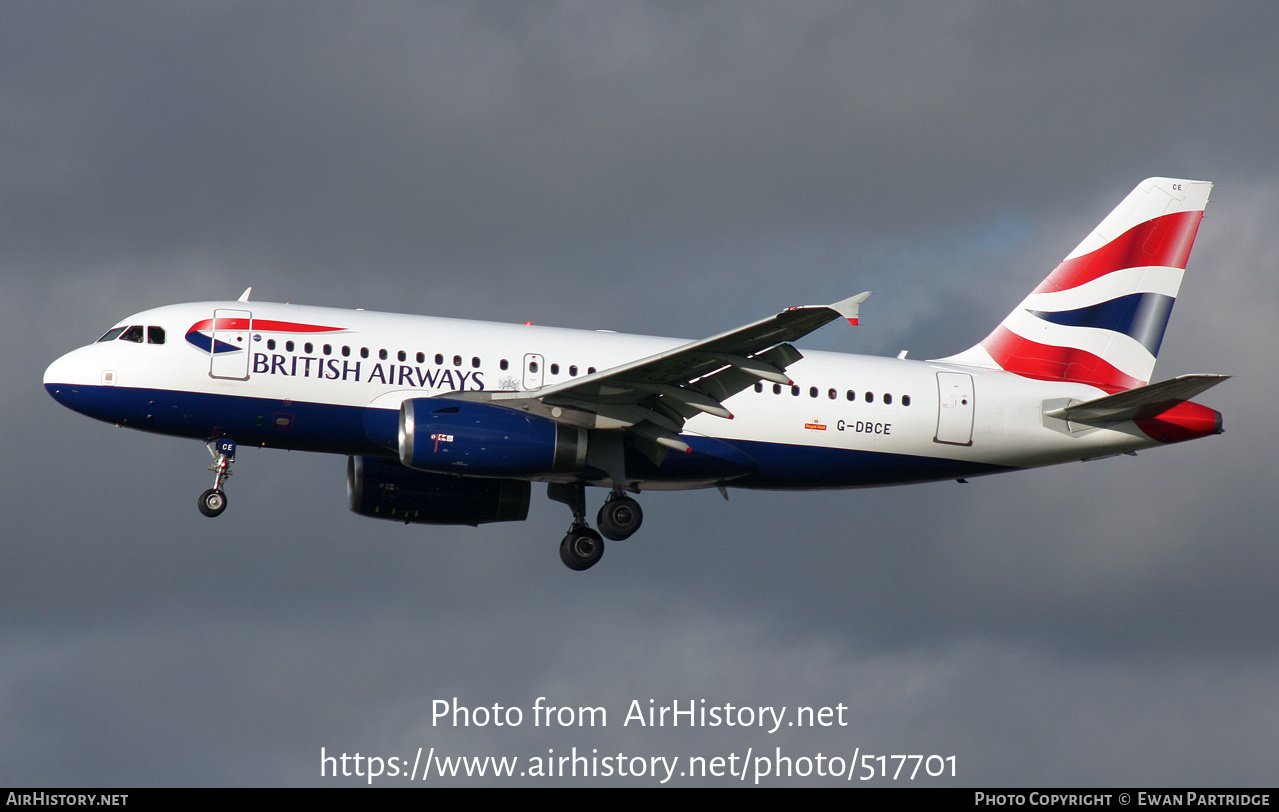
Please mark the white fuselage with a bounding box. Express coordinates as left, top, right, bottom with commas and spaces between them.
44, 300, 1164, 491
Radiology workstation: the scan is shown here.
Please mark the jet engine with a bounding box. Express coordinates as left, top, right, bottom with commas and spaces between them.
398, 398, 587, 476
347, 455, 530, 525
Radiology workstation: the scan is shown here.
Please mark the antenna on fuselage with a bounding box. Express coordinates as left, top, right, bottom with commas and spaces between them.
238, 287, 253, 302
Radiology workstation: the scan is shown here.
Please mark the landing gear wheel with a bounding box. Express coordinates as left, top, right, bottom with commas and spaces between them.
198, 488, 228, 518
201, 438, 236, 518
559, 527, 605, 571
597, 496, 643, 541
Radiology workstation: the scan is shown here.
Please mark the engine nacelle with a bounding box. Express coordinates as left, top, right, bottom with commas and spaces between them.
398, 398, 587, 476
347, 456, 530, 525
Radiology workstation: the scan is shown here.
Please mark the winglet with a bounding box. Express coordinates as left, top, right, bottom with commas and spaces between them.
238, 287, 253, 302
831, 291, 871, 326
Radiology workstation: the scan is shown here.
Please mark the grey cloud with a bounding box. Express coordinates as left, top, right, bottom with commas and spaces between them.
4, 1, 1275, 786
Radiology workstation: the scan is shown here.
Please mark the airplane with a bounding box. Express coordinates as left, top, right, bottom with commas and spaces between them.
44, 177, 1227, 571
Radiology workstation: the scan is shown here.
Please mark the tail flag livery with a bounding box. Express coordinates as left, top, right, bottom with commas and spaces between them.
944, 178, 1212, 391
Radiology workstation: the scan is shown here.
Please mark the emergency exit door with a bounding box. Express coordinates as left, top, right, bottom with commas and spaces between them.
522, 353, 545, 390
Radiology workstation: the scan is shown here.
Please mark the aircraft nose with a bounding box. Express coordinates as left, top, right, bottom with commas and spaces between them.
43, 347, 97, 409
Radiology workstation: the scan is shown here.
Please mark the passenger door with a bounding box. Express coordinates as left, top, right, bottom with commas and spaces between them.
209, 308, 252, 380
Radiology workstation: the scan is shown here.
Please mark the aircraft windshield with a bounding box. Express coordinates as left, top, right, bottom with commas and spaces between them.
95, 325, 166, 344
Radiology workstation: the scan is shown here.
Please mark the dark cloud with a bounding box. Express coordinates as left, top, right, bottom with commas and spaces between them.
4, 2, 1276, 785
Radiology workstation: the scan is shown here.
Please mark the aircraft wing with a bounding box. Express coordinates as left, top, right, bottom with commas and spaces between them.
450, 292, 870, 459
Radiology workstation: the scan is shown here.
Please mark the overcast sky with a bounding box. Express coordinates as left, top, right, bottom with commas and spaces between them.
5, 2, 1278, 786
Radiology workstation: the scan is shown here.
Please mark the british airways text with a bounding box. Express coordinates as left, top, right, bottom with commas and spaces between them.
252, 353, 486, 390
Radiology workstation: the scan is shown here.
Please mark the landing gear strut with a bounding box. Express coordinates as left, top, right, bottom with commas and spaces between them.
198, 438, 236, 518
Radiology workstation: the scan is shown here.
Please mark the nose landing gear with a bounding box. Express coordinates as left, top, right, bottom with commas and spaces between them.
198, 438, 236, 518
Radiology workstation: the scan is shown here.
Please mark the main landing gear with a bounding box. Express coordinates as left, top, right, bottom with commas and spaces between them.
198, 438, 236, 518
560, 526, 604, 572
598, 493, 643, 541
548, 484, 644, 571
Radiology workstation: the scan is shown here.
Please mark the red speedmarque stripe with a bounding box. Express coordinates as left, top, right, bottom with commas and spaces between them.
1032, 210, 1204, 295
981, 325, 1145, 391
187, 318, 344, 333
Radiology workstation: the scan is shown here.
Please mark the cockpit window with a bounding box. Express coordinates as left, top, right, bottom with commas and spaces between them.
97, 327, 127, 343
147, 326, 166, 344
120, 325, 144, 343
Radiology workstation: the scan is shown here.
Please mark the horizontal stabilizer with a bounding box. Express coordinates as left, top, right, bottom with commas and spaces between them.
1044, 374, 1229, 424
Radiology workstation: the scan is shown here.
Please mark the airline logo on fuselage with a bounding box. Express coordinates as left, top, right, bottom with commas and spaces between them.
186, 318, 487, 392
184, 318, 344, 354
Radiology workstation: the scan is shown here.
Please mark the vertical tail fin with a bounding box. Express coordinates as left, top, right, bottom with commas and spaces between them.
941, 178, 1212, 391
